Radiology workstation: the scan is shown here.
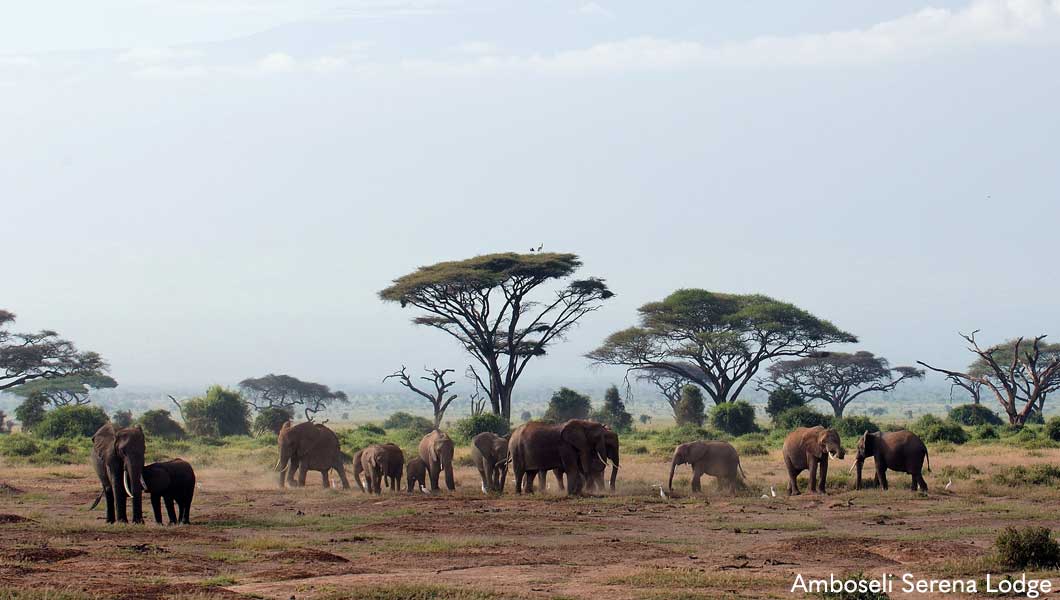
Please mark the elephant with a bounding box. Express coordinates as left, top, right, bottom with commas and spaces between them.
406, 457, 427, 493
275, 421, 351, 489
360, 443, 404, 494
470, 432, 510, 493
141, 458, 196, 525
782, 426, 845, 495
550, 428, 620, 493
668, 440, 745, 493
90, 423, 147, 524
418, 430, 455, 492
351, 449, 366, 492
508, 419, 608, 496
854, 430, 931, 492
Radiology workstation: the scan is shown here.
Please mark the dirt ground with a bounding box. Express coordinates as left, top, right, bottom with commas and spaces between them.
2, 446, 1059, 600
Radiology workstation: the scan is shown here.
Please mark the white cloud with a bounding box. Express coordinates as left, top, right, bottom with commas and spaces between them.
456, 41, 498, 55
574, 2, 614, 19
118, 47, 203, 66
257, 52, 298, 72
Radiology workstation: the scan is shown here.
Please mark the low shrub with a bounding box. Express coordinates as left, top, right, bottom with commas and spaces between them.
654, 425, 715, 448
138, 409, 187, 440
948, 404, 1003, 426
451, 413, 509, 443
179, 386, 250, 438
832, 416, 880, 438
709, 401, 757, 436
0, 434, 39, 457
382, 412, 435, 435
111, 410, 134, 428
774, 406, 832, 431
974, 424, 999, 440
936, 464, 981, 480
252, 407, 294, 435
735, 441, 769, 456
912, 414, 968, 444
994, 526, 1060, 569
35, 405, 109, 439
338, 424, 387, 451
991, 464, 1060, 487
1045, 416, 1060, 442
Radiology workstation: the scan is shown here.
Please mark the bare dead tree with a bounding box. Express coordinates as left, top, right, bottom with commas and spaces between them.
384, 366, 458, 428
465, 365, 488, 416
918, 331, 1060, 425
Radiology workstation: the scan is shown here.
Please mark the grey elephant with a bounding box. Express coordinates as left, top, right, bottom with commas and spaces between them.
854, 430, 931, 492
471, 432, 509, 493
141, 458, 196, 525
360, 443, 404, 494
782, 426, 845, 495
90, 423, 147, 524
275, 421, 351, 489
418, 430, 455, 492
551, 427, 620, 493
668, 440, 745, 493
406, 457, 427, 493
508, 419, 608, 496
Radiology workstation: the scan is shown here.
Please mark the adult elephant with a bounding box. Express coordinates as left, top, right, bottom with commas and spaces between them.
90, 423, 147, 524
854, 430, 931, 492
782, 426, 845, 495
508, 419, 608, 496
471, 432, 510, 493
360, 443, 404, 494
419, 430, 455, 492
551, 427, 620, 493
275, 421, 350, 489
668, 440, 745, 494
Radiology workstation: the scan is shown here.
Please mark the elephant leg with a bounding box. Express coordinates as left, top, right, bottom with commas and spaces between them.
477, 462, 489, 493
101, 485, 115, 523
287, 458, 300, 487
818, 459, 829, 494
917, 473, 928, 493
150, 493, 163, 524
297, 463, 309, 487
335, 463, 351, 490
428, 463, 441, 492
109, 470, 128, 523
513, 467, 524, 494
525, 470, 536, 494
554, 469, 565, 492
164, 496, 178, 524
322, 470, 331, 488
691, 465, 704, 493
784, 456, 800, 495
877, 468, 889, 491
808, 459, 819, 494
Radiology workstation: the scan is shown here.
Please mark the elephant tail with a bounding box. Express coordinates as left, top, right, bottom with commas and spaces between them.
925, 450, 931, 473
89, 491, 103, 511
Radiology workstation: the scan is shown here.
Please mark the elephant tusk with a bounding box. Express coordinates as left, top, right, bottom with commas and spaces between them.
610, 462, 620, 470
123, 472, 134, 499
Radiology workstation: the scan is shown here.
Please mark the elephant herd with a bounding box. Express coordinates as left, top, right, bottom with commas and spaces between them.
87, 419, 934, 527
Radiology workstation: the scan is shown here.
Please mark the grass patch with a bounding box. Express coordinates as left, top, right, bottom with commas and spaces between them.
206, 550, 253, 563
232, 536, 297, 551
378, 538, 498, 554
0, 591, 99, 600
605, 567, 780, 588
935, 465, 981, 480
991, 464, 1060, 487
200, 575, 237, 587
314, 584, 509, 599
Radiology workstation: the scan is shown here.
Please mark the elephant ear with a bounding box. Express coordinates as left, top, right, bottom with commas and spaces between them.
142, 466, 168, 493
561, 421, 592, 473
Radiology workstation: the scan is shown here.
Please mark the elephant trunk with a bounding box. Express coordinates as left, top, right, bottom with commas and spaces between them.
854, 459, 863, 490
668, 453, 681, 492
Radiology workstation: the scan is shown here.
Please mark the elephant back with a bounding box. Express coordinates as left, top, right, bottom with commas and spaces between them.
509, 421, 564, 471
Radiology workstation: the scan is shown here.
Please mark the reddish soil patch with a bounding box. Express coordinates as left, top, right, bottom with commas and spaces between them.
7, 546, 86, 563
273, 548, 350, 563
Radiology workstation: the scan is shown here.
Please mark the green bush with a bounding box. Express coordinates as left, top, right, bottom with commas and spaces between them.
543, 388, 592, 422
138, 409, 187, 439
995, 527, 1060, 569
452, 413, 509, 443
912, 414, 968, 444
765, 387, 805, 421
774, 406, 832, 431
1045, 416, 1060, 442
179, 386, 250, 438
0, 434, 39, 457
991, 464, 1060, 487
832, 416, 880, 438
948, 404, 1003, 426
14, 392, 49, 432
359, 423, 386, 435
655, 424, 715, 447
111, 410, 134, 428
591, 385, 633, 433
382, 411, 435, 435
253, 406, 294, 435
709, 401, 757, 436
338, 424, 388, 451
674, 385, 706, 427
974, 424, 999, 440
34, 405, 109, 439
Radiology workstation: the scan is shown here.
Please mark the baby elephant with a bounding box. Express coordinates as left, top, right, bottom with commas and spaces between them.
470, 432, 509, 493
782, 426, 845, 495
854, 430, 931, 492
668, 441, 746, 493
406, 457, 427, 493
142, 458, 196, 525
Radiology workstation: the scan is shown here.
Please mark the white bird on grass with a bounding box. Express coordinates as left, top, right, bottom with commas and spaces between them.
652, 483, 670, 500
761, 485, 777, 499
945, 478, 953, 490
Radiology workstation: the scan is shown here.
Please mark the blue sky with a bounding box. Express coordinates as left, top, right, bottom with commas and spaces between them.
3, 0, 1059, 391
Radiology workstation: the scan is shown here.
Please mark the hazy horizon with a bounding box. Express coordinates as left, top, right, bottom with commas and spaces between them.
4, 0, 1059, 394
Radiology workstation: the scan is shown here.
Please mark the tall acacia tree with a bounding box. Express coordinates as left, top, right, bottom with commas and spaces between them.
919, 332, 1060, 425
379, 252, 614, 421
761, 351, 923, 417
0, 310, 106, 392
238, 374, 348, 421
7, 374, 118, 407
588, 289, 856, 405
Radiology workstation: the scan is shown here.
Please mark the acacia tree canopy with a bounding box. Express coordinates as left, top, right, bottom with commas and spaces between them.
238, 374, 348, 421
762, 351, 923, 417
587, 289, 856, 405
919, 332, 1060, 425
379, 252, 614, 421
0, 310, 107, 392
7, 373, 117, 406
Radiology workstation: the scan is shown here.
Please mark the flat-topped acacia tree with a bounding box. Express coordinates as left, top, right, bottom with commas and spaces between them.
379, 252, 614, 422
0, 310, 107, 392
761, 351, 924, 417
587, 289, 856, 405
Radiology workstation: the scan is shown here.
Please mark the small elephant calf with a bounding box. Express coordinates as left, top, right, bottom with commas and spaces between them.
142, 458, 196, 525
406, 457, 427, 493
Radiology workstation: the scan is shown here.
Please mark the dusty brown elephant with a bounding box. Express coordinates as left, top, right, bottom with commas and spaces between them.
551, 427, 620, 493
360, 443, 404, 494
406, 457, 427, 493
782, 426, 845, 495
351, 449, 366, 492
854, 430, 931, 492
470, 432, 509, 493
419, 430, 455, 492
667, 440, 745, 493
90, 423, 147, 524
508, 419, 608, 496
275, 421, 351, 489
